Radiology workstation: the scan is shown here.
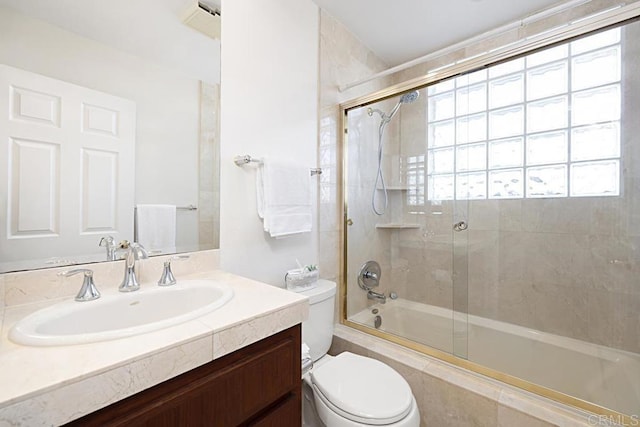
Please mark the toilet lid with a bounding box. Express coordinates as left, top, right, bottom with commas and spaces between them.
310, 352, 413, 425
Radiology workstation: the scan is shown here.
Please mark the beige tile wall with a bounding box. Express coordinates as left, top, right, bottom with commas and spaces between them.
318, 9, 391, 317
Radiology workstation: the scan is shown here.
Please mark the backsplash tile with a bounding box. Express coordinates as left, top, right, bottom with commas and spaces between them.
1, 250, 219, 307
4, 266, 87, 307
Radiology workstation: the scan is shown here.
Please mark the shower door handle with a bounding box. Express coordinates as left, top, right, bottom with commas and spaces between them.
453, 221, 468, 231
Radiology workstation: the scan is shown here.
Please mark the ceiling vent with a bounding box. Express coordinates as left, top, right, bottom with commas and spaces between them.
183, 2, 221, 40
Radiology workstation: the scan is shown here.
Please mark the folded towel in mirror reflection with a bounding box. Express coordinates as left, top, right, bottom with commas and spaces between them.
135, 204, 176, 253
256, 158, 312, 237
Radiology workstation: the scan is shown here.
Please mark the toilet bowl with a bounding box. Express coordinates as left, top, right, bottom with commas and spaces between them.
304, 352, 420, 426
296, 280, 420, 427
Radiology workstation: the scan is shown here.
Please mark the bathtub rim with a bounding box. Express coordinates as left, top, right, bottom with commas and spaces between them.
331, 324, 601, 427
350, 298, 640, 364
340, 315, 636, 425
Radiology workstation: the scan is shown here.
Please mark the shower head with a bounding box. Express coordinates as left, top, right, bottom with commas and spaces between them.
400, 90, 420, 104
388, 90, 420, 120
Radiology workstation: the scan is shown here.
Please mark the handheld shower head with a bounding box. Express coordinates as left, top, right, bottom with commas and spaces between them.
400, 90, 420, 104
388, 90, 420, 120
370, 89, 421, 216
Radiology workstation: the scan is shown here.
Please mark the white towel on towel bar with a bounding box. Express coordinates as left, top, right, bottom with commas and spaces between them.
135, 204, 176, 253
256, 159, 312, 237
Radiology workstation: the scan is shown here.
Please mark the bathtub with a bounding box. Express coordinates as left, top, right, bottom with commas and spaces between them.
349, 298, 640, 416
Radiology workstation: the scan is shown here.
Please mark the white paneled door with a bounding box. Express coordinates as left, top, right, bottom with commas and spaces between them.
0, 64, 135, 265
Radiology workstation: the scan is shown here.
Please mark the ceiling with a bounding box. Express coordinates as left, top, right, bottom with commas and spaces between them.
0, 0, 220, 83
311, 0, 568, 66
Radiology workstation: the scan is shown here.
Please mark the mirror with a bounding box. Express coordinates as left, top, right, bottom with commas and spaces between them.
0, 0, 221, 273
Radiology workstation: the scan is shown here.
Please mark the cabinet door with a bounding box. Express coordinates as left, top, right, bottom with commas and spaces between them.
66, 325, 301, 427
247, 392, 301, 427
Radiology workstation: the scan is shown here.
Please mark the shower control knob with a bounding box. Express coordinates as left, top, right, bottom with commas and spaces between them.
363, 271, 378, 280
358, 260, 381, 290
453, 221, 468, 231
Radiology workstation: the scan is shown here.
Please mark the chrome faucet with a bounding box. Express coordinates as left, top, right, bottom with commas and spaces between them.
98, 236, 118, 261
119, 242, 148, 292
367, 289, 386, 304
59, 269, 101, 302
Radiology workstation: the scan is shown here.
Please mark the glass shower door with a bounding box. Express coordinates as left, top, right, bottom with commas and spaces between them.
344, 88, 467, 357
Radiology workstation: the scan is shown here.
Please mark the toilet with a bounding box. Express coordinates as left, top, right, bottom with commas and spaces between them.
298, 280, 420, 427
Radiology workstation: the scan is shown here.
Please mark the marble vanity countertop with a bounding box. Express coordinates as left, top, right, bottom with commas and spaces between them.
0, 269, 309, 426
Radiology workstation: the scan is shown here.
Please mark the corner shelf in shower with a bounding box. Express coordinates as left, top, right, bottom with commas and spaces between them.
376, 186, 409, 191
375, 223, 420, 229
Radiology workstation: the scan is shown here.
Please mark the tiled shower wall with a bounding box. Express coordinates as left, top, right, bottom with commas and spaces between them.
460, 21, 640, 352
318, 10, 390, 295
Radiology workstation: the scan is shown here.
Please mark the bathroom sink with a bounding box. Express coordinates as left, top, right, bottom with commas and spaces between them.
9, 280, 233, 346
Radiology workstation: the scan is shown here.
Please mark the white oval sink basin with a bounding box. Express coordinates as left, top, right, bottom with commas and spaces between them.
9, 280, 233, 346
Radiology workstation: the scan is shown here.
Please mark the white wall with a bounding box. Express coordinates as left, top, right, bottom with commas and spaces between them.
220, 0, 319, 286
0, 6, 201, 250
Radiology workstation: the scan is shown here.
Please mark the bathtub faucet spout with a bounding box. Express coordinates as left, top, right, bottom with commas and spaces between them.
367, 290, 386, 304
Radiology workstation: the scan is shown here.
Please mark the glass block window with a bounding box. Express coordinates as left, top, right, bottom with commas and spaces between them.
406, 155, 426, 205
427, 27, 621, 200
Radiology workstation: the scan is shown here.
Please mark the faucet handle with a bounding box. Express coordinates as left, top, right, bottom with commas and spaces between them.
98, 236, 114, 247
98, 236, 118, 261
158, 261, 176, 286
157, 255, 189, 287
59, 269, 101, 302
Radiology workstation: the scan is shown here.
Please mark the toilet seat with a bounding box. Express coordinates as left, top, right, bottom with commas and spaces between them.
310, 352, 413, 425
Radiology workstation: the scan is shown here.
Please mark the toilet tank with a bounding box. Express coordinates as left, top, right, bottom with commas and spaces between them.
298, 280, 336, 362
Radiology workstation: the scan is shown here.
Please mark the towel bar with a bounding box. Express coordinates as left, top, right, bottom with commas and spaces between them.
177, 205, 198, 211
233, 155, 322, 176
134, 205, 197, 211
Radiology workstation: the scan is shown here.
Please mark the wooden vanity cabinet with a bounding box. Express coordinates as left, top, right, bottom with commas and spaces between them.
67, 324, 301, 427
